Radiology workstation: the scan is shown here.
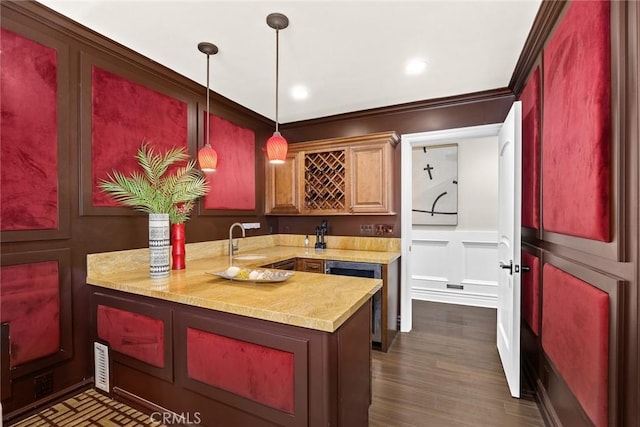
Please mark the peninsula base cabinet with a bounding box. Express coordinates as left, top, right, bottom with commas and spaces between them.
91, 288, 372, 427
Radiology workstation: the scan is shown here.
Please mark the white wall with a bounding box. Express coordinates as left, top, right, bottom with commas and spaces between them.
410, 135, 499, 308
413, 135, 498, 232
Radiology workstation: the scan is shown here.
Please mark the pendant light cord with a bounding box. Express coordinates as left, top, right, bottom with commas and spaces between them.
275, 28, 280, 133
206, 53, 211, 147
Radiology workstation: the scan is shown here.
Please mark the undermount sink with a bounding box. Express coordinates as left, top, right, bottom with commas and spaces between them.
233, 254, 268, 260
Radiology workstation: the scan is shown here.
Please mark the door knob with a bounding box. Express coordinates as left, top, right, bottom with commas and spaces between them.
499, 260, 513, 275
521, 265, 531, 273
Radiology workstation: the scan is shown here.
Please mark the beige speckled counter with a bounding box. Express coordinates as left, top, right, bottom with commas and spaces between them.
87, 235, 399, 333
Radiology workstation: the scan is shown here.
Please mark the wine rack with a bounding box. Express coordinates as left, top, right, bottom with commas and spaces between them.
304, 150, 346, 211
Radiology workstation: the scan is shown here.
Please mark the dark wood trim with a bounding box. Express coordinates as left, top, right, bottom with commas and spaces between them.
0, 17, 71, 243
1, 249, 73, 379
92, 292, 173, 383
509, 1, 568, 96
1, 324, 10, 401
111, 387, 175, 421
538, 356, 593, 427
536, 376, 561, 427
625, 1, 640, 424
281, 88, 514, 129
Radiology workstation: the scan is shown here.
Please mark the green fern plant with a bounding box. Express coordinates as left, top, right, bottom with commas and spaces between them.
99, 142, 210, 224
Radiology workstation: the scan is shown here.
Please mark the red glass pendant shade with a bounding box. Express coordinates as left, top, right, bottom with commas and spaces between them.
198, 144, 218, 172
266, 131, 288, 164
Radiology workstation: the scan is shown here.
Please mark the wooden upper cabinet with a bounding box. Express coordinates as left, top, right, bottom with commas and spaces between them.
349, 142, 393, 214
265, 152, 301, 214
265, 132, 399, 215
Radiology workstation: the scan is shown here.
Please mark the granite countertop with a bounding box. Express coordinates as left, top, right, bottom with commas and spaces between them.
87, 235, 399, 333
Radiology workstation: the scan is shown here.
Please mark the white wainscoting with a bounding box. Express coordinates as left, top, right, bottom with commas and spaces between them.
411, 230, 498, 308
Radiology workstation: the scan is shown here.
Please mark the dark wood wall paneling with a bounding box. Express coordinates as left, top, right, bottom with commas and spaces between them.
511, 1, 639, 426
0, 0, 272, 420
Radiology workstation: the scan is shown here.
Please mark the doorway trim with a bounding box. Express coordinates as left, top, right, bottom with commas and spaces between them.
400, 123, 502, 332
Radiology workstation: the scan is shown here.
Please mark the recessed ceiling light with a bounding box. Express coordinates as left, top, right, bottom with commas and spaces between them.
290, 85, 309, 100
405, 58, 427, 75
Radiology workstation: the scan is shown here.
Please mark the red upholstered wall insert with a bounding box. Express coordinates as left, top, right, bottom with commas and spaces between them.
0, 28, 59, 231
542, 0, 611, 241
91, 66, 188, 206
97, 305, 165, 368
0, 261, 60, 367
519, 67, 540, 230
520, 251, 540, 335
542, 264, 609, 427
187, 327, 294, 413
203, 114, 256, 210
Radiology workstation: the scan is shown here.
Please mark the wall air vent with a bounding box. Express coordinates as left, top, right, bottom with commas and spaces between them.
94, 342, 109, 392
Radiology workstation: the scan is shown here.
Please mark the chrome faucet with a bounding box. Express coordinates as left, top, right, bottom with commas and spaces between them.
228, 222, 246, 266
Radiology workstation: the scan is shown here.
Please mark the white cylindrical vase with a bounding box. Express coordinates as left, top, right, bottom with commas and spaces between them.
149, 213, 170, 278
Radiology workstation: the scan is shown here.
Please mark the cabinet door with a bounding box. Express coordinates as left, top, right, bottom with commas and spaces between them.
265, 153, 300, 214
296, 258, 325, 273
272, 258, 296, 270
350, 143, 393, 213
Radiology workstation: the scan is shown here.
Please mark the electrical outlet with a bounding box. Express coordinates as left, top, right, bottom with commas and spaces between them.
34, 372, 53, 398
374, 224, 394, 236
359, 224, 374, 235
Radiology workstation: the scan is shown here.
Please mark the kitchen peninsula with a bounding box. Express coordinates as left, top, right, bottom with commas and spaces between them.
86, 235, 399, 427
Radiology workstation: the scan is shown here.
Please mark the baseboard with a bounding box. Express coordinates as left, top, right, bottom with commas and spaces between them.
412, 288, 497, 308
2, 378, 93, 424
536, 378, 562, 427
112, 387, 177, 423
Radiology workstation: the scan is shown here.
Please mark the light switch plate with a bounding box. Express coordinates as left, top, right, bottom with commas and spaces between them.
360, 224, 374, 235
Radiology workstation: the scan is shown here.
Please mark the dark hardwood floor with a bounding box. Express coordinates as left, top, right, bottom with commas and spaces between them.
369, 300, 544, 426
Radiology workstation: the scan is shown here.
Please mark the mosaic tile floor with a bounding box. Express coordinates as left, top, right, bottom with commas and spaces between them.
11, 389, 164, 426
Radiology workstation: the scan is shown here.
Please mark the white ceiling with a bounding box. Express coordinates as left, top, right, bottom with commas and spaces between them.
38, 0, 541, 123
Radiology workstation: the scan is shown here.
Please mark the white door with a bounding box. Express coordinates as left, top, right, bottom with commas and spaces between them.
497, 101, 522, 398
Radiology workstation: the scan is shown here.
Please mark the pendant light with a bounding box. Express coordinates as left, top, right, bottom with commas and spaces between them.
266, 13, 289, 164
197, 42, 219, 172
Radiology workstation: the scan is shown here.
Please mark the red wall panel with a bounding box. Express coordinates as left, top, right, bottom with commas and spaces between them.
542, 263, 609, 427
91, 66, 188, 207
542, 0, 611, 241
187, 327, 294, 413
519, 67, 540, 230
0, 28, 58, 231
97, 305, 165, 368
0, 261, 60, 367
203, 113, 256, 210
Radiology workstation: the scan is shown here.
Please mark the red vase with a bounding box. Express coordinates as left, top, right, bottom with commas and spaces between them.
171, 223, 186, 270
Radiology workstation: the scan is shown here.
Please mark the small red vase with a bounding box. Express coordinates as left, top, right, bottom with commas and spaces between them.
171, 223, 186, 270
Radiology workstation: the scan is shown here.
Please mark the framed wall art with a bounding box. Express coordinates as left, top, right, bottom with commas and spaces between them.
412, 144, 458, 225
